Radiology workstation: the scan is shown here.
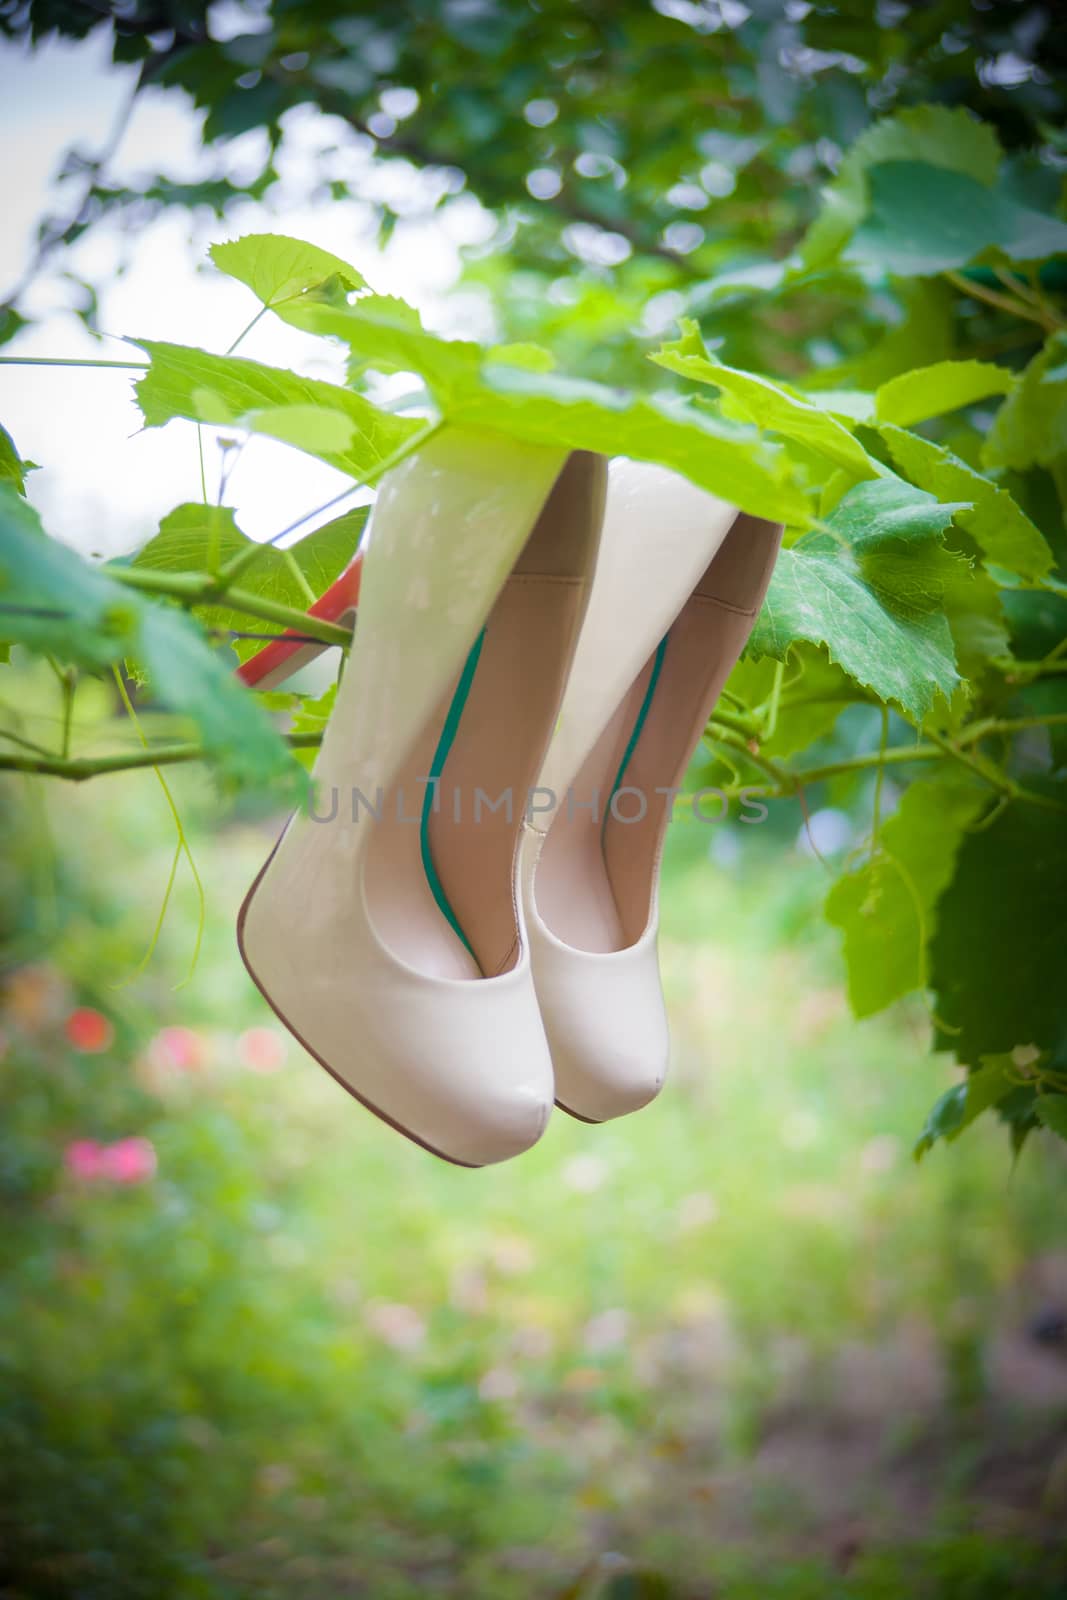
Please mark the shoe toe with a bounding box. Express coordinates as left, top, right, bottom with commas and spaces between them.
457, 1076, 553, 1165
533, 934, 670, 1124
552, 1012, 668, 1123
371, 1003, 556, 1168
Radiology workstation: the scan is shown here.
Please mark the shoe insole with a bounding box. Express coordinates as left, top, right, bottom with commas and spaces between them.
362, 454, 602, 982
420, 628, 486, 966
535, 511, 782, 955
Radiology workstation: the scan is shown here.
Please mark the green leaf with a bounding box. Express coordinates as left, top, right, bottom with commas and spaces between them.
931, 801, 1067, 1070
982, 335, 1067, 472
0, 423, 33, 495
210, 232, 367, 307
875, 360, 1015, 429
913, 1054, 1017, 1159
651, 319, 880, 478
966, 1056, 1021, 1123
448, 365, 808, 526
275, 297, 809, 523
274, 292, 482, 396
0, 485, 300, 793
131, 501, 365, 662
134, 603, 303, 795
748, 478, 971, 719
0, 306, 29, 349
290, 682, 337, 770
913, 1085, 967, 1161
826, 777, 986, 1018
804, 389, 876, 427
820, 477, 968, 547
800, 105, 1002, 272
488, 341, 557, 372
0, 484, 142, 670
749, 539, 961, 720
131, 339, 421, 480
880, 425, 1054, 582
237, 404, 357, 457
1035, 1095, 1067, 1141
848, 163, 1067, 277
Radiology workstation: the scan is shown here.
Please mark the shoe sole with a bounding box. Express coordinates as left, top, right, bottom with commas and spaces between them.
554, 1099, 602, 1124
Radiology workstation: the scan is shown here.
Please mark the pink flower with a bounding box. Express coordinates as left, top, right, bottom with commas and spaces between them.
63, 1136, 157, 1185
101, 1137, 157, 1185
64, 1007, 114, 1054
64, 1139, 106, 1180
237, 1027, 287, 1073
148, 1026, 206, 1073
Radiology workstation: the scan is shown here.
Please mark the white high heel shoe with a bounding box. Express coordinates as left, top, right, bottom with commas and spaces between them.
521, 460, 782, 1123
239, 432, 607, 1166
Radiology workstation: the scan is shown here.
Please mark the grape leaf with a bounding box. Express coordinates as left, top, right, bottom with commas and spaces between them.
444, 364, 809, 525
931, 800, 1067, 1069
913, 1053, 1017, 1159
0, 485, 300, 793
875, 360, 1015, 428
880, 425, 1054, 581
819, 476, 967, 546
749, 479, 973, 718
913, 1084, 968, 1160
236, 404, 357, 457
131, 340, 420, 479
800, 105, 1002, 271
274, 291, 482, 396
848, 163, 1067, 276
982, 335, 1067, 472
210, 233, 367, 307
277, 295, 808, 523
825, 481, 1010, 689
489, 341, 557, 373
803, 390, 876, 426
1035, 1095, 1067, 1141
131, 501, 365, 662
826, 777, 986, 1018
650, 319, 881, 478
748, 541, 960, 720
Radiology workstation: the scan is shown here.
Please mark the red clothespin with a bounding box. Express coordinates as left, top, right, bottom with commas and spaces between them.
236, 552, 363, 690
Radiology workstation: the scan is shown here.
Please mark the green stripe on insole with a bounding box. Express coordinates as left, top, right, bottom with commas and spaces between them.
420, 629, 486, 968
603, 631, 669, 839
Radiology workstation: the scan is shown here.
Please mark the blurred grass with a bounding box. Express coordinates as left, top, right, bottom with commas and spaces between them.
2, 733, 1067, 1599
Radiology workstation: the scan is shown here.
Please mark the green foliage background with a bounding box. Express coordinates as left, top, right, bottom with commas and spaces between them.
1, 3, 1067, 1593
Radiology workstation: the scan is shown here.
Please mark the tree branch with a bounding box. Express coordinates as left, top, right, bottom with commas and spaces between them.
110, 567, 352, 649
0, 732, 324, 782
945, 270, 1061, 334
706, 722, 1067, 814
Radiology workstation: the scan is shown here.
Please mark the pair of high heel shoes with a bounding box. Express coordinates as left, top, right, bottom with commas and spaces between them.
238, 434, 782, 1166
